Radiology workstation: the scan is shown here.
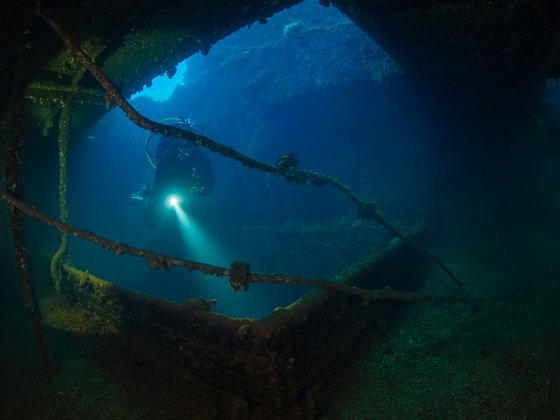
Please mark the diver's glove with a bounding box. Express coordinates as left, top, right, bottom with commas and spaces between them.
130, 185, 151, 201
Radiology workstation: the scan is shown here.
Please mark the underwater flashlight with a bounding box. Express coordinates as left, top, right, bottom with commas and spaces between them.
168, 194, 190, 229
166, 194, 182, 208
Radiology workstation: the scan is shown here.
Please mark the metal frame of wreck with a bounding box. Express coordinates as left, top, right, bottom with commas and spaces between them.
1, 9, 475, 416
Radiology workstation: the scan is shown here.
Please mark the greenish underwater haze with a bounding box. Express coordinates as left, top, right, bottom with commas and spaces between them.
2, 0, 560, 418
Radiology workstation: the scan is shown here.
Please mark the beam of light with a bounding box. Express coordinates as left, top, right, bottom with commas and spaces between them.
169, 205, 304, 319
167, 193, 190, 229
169, 202, 231, 268
174, 212, 229, 267
176, 212, 237, 316
169, 203, 252, 317
172, 202, 191, 229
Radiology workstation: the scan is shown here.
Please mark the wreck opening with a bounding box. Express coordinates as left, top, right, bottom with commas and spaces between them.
65, 0, 426, 319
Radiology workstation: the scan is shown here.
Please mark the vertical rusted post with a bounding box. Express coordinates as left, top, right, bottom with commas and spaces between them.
3, 21, 55, 374
50, 92, 73, 300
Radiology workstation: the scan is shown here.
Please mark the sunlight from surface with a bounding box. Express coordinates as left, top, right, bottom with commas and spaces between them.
130, 60, 188, 102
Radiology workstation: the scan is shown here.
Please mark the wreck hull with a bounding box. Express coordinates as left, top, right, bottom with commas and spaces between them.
59, 237, 429, 417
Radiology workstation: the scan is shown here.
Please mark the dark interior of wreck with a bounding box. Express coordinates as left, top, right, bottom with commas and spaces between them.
2, 0, 560, 418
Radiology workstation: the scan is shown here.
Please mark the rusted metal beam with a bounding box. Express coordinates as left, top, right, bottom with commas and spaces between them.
2, 18, 54, 374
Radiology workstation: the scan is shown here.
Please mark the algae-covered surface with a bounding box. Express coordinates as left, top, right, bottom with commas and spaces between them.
2, 228, 559, 418
324, 235, 560, 418
0, 281, 229, 419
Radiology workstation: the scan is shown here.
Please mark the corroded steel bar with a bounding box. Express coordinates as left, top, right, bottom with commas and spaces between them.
1, 191, 473, 304
3, 23, 54, 373
50, 92, 72, 295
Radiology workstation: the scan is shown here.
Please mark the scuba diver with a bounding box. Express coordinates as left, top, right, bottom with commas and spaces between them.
132, 117, 214, 227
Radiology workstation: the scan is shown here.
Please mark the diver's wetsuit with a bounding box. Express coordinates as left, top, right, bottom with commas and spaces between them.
144, 134, 214, 227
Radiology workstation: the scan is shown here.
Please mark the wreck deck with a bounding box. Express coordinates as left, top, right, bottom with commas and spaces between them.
51, 232, 430, 418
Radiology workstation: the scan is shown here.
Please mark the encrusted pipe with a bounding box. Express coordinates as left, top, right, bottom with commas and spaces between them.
50, 92, 73, 297
3, 24, 54, 374
1, 191, 478, 305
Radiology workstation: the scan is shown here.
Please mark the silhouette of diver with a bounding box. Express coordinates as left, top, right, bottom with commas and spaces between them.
133, 117, 214, 227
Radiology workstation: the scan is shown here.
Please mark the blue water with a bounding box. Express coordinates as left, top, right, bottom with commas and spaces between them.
66, 0, 427, 318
